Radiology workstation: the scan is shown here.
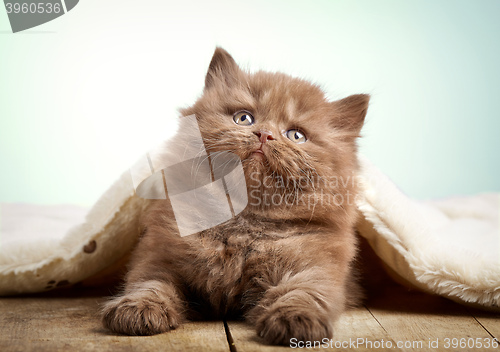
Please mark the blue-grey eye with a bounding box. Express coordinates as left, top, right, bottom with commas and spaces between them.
286, 129, 307, 143
233, 111, 254, 126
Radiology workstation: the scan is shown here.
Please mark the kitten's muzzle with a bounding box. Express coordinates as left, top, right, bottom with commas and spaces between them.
254, 130, 275, 144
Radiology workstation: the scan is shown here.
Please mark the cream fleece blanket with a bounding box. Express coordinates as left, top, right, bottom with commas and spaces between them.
0, 156, 498, 311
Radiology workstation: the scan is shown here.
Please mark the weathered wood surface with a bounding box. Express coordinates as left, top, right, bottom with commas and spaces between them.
0, 288, 229, 352
0, 285, 499, 351
226, 286, 500, 351
226, 307, 398, 352
364, 286, 499, 352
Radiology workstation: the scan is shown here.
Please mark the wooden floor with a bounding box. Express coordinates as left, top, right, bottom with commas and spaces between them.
0, 284, 499, 352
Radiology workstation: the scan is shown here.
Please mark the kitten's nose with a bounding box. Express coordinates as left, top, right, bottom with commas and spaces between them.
254, 130, 275, 144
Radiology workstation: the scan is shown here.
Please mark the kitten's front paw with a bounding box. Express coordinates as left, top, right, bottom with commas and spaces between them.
102, 290, 182, 336
253, 304, 333, 345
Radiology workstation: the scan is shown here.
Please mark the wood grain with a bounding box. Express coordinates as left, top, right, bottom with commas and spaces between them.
0, 285, 498, 351
0, 288, 229, 352
366, 286, 496, 352
467, 307, 500, 345
226, 307, 399, 351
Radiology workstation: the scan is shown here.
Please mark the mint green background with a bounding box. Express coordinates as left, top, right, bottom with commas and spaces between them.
0, 0, 499, 206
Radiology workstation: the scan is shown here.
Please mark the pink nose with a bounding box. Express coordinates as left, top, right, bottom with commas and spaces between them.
254, 130, 274, 143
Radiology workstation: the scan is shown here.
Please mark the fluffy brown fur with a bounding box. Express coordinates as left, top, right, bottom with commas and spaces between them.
102, 48, 369, 345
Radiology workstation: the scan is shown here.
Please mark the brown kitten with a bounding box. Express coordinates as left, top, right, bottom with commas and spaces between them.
102, 48, 369, 345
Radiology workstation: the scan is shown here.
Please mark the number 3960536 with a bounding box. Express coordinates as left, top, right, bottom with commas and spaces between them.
5, 2, 62, 14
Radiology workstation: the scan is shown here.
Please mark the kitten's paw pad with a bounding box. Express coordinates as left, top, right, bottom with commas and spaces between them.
102, 294, 181, 336
256, 308, 333, 345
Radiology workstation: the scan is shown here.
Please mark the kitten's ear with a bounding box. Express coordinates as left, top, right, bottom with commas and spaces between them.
330, 94, 370, 136
205, 47, 242, 90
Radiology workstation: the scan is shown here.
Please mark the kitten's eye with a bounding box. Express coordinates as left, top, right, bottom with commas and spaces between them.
286, 129, 307, 144
233, 111, 254, 126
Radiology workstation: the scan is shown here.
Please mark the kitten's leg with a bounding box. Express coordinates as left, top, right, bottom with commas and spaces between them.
102, 279, 185, 335
247, 265, 348, 345
101, 224, 188, 336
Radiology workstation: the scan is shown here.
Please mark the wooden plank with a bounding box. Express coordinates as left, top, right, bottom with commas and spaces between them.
366, 286, 496, 352
0, 288, 229, 352
227, 306, 398, 351
467, 307, 500, 343
225, 321, 290, 352
2, 285, 499, 352
333, 306, 402, 352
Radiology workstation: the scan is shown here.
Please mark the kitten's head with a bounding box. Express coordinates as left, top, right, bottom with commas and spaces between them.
180, 48, 369, 223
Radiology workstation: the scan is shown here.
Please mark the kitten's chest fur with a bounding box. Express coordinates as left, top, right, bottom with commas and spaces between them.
181, 214, 310, 315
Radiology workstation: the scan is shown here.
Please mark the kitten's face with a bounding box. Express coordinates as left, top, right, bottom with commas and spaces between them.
180, 48, 368, 214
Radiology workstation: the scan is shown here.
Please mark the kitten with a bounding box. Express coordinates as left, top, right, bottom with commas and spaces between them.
102, 47, 369, 345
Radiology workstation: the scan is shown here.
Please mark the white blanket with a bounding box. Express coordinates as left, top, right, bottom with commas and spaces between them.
1, 156, 498, 311
356, 157, 499, 310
